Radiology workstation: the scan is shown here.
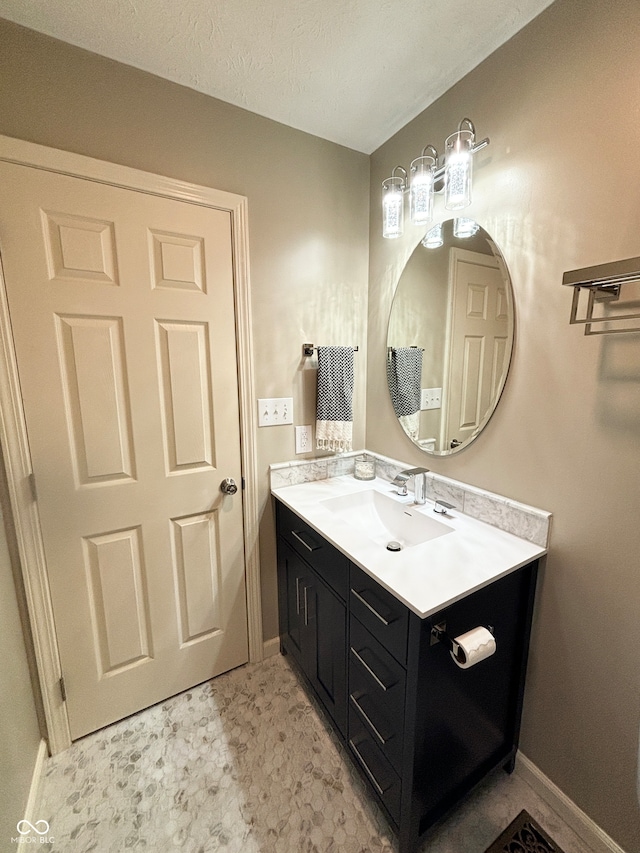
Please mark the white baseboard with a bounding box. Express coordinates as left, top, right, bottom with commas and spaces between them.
23, 738, 48, 825
263, 637, 281, 658
516, 751, 627, 853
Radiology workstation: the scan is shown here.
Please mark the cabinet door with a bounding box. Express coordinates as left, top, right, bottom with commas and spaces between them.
305, 574, 347, 736
277, 537, 347, 736
277, 538, 309, 668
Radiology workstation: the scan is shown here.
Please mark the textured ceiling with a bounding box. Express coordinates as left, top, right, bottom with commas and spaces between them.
0, 0, 555, 153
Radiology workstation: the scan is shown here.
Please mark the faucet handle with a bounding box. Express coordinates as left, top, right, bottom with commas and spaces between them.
434, 499, 455, 515
394, 468, 430, 504
392, 472, 410, 495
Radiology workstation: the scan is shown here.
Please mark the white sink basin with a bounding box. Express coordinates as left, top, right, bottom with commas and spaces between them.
321, 489, 453, 550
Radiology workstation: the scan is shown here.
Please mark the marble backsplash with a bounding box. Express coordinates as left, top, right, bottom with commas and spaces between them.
270, 451, 551, 549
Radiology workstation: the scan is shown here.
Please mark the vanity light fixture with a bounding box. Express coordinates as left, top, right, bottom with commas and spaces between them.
444, 119, 476, 210
382, 167, 407, 239
563, 256, 640, 335
410, 146, 438, 226
422, 223, 444, 249
382, 118, 489, 239
453, 217, 480, 239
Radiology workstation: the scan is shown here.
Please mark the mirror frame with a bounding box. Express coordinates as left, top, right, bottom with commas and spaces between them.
386, 217, 515, 456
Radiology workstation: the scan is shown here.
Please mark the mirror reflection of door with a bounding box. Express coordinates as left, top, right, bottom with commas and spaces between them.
442, 248, 509, 450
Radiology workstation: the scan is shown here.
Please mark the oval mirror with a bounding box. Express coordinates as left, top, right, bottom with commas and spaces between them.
386, 218, 514, 455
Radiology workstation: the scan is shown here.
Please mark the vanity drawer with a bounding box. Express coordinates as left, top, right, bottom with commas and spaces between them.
349, 713, 402, 825
348, 692, 403, 774
277, 502, 349, 600
349, 616, 406, 724
350, 564, 409, 665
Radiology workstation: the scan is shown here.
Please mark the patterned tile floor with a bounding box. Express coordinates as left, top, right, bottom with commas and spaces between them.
35, 654, 592, 852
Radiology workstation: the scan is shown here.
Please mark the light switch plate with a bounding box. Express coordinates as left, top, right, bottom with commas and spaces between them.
421, 388, 442, 410
258, 397, 293, 426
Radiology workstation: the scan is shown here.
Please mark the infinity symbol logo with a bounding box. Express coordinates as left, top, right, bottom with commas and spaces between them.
16, 820, 50, 835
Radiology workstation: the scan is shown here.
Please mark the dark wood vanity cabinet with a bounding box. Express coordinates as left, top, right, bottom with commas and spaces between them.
276, 502, 348, 736
276, 499, 538, 853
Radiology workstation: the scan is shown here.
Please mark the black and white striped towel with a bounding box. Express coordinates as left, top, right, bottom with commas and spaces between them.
387, 347, 423, 440
316, 346, 354, 452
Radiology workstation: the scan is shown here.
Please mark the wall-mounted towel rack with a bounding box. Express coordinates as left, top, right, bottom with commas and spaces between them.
303, 343, 359, 357
563, 256, 640, 335
387, 346, 425, 354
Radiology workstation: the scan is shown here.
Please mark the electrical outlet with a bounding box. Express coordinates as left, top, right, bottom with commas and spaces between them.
420, 388, 442, 410
258, 397, 294, 426
295, 425, 312, 454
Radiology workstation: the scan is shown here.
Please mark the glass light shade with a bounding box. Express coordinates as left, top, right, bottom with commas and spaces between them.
409, 156, 435, 226
453, 217, 480, 239
382, 176, 405, 238
422, 222, 443, 249
444, 130, 473, 210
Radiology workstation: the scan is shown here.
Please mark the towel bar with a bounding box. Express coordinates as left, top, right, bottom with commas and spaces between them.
303, 343, 359, 357
563, 256, 640, 335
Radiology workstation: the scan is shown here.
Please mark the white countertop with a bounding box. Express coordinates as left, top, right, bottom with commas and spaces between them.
272, 475, 546, 619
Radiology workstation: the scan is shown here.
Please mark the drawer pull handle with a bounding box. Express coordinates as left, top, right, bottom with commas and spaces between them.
348, 739, 387, 797
295, 576, 301, 615
350, 647, 390, 691
350, 694, 389, 745
291, 530, 320, 553
351, 589, 391, 626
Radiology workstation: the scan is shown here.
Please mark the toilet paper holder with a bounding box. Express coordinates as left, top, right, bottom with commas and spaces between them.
430, 621, 494, 663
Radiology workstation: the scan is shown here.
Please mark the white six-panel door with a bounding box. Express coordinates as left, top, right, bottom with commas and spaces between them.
0, 161, 248, 739
442, 248, 509, 451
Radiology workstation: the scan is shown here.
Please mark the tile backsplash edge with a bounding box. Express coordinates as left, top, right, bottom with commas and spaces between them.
270, 451, 551, 549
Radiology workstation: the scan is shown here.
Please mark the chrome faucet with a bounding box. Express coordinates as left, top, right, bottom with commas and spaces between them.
392, 468, 430, 505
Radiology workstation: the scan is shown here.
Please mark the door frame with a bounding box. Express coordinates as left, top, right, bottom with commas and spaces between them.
0, 135, 263, 753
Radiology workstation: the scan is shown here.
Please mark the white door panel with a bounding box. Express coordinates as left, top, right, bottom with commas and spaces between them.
442, 249, 508, 450
0, 162, 248, 739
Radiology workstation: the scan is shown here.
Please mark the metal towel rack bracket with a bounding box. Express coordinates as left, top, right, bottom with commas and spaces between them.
303, 343, 359, 356
563, 256, 640, 335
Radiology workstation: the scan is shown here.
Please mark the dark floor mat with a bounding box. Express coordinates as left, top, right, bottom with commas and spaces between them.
484, 809, 566, 853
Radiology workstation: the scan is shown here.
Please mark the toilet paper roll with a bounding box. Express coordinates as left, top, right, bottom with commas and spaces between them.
451, 626, 496, 669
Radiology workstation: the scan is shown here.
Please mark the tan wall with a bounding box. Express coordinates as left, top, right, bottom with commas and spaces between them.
0, 18, 370, 644
368, 0, 640, 848
0, 461, 42, 842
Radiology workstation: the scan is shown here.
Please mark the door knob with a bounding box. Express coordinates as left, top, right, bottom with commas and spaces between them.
220, 477, 238, 495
